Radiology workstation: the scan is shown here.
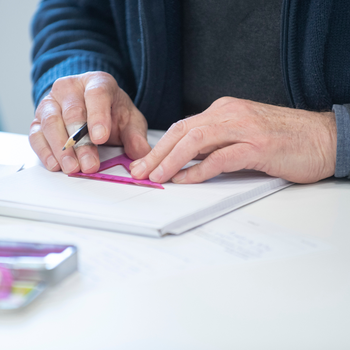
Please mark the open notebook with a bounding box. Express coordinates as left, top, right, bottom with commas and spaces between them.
0, 145, 291, 238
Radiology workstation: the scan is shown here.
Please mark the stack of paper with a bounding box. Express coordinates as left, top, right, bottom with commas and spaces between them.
0, 146, 291, 237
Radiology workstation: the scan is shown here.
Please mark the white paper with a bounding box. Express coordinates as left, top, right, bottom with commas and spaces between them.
0, 212, 329, 287
0, 164, 23, 180
0, 146, 291, 236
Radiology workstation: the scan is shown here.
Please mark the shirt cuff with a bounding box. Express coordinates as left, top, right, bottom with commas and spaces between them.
333, 104, 350, 178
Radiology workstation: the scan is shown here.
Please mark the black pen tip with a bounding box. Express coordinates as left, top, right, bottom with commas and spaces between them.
62, 147, 66, 151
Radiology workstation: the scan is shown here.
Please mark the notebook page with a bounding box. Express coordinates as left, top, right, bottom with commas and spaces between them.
0, 146, 290, 235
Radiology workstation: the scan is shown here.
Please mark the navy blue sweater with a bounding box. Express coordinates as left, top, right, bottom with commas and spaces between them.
31, 0, 350, 177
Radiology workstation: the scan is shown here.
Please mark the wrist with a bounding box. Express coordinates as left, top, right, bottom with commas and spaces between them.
320, 111, 337, 179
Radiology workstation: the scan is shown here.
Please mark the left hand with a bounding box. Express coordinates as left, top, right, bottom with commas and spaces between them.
130, 97, 337, 184
29, 72, 151, 175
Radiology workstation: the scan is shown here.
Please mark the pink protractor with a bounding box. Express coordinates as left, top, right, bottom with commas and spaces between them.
69, 153, 164, 189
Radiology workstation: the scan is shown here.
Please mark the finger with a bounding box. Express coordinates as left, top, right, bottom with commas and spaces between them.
40, 96, 80, 174
73, 145, 100, 173
53, 78, 100, 173
129, 114, 216, 178
53, 76, 87, 127
119, 108, 151, 160
29, 121, 60, 172
84, 73, 116, 145
148, 124, 234, 183
129, 98, 246, 179
64, 123, 100, 173
172, 143, 256, 184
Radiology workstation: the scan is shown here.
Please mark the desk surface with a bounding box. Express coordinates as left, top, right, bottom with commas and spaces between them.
0, 132, 350, 350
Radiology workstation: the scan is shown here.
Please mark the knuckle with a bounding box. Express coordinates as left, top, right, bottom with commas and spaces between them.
128, 133, 143, 151
148, 147, 161, 161
29, 121, 41, 137
28, 130, 51, 160
168, 119, 188, 137
35, 96, 62, 131
187, 127, 205, 144
84, 84, 111, 98
97, 71, 117, 85
187, 162, 211, 184
116, 89, 133, 111
84, 72, 118, 95
146, 146, 165, 165
210, 96, 235, 109
208, 150, 227, 167
41, 112, 61, 131
28, 125, 42, 147
63, 105, 86, 124
209, 97, 256, 117
114, 101, 131, 123
85, 71, 114, 81
51, 79, 62, 94
35, 96, 53, 118
52, 75, 77, 94
36, 145, 49, 158
217, 96, 234, 105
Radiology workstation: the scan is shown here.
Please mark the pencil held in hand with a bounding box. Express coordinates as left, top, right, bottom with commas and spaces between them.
62, 122, 88, 151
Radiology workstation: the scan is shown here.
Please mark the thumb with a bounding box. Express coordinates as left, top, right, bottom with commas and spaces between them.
120, 111, 151, 160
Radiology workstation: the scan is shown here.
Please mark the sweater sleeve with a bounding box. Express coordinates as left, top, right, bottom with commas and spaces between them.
333, 104, 350, 178
31, 0, 135, 107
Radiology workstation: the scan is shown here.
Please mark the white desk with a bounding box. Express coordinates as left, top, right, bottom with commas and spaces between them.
0, 132, 350, 350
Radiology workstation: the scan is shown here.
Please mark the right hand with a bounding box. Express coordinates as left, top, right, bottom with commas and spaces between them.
29, 71, 151, 174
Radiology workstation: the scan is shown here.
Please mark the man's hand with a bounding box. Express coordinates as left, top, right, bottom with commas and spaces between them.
30, 72, 151, 174
130, 97, 337, 184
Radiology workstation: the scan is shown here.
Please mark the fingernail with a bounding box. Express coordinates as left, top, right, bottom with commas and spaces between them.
172, 170, 187, 183
62, 156, 78, 173
130, 159, 142, 170
149, 165, 164, 183
80, 154, 96, 172
92, 124, 106, 141
131, 160, 146, 178
47, 155, 58, 170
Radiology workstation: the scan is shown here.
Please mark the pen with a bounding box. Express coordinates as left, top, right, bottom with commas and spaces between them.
62, 122, 88, 151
